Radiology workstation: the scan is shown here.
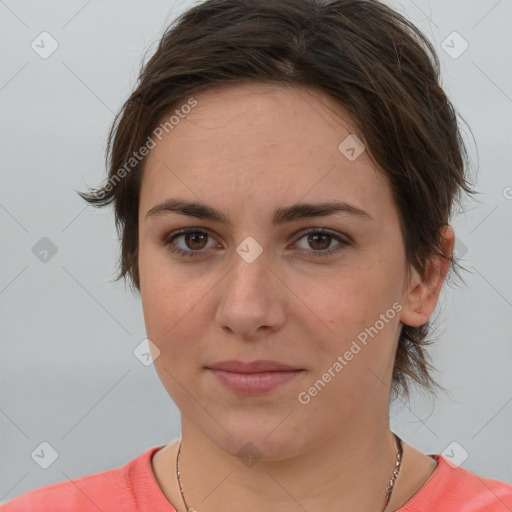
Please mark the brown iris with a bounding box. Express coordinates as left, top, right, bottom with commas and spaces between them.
184, 232, 208, 250
307, 233, 331, 251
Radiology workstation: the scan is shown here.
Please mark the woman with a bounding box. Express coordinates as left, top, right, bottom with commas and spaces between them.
2, 0, 511, 510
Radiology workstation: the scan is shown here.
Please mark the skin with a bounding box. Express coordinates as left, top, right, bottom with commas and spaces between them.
137, 82, 454, 512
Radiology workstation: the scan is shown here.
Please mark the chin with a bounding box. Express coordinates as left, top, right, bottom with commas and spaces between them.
203, 423, 308, 463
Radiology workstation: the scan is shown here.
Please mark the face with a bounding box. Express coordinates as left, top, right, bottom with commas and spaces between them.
138, 82, 422, 460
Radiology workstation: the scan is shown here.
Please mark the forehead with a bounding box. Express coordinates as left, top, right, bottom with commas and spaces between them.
140, 82, 394, 223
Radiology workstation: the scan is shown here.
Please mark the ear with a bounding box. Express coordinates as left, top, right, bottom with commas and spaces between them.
400, 225, 455, 327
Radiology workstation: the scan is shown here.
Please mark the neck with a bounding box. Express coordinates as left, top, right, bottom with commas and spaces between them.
176, 418, 399, 512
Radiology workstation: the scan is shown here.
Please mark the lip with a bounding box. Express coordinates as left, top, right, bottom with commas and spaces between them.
206, 359, 301, 373
207, 369, 304, 394
205, 360, 305, 394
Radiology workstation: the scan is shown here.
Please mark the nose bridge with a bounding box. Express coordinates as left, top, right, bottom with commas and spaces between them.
215, 241, 286, 336
226, 242, 271, 299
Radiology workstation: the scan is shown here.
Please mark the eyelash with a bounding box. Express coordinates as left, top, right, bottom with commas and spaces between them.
162, 227, 350, 259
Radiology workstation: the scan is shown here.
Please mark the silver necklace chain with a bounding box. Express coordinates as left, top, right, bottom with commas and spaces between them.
176, 433, 403, 512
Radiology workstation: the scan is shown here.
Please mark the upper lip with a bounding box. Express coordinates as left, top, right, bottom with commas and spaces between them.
206, 360, 302, 373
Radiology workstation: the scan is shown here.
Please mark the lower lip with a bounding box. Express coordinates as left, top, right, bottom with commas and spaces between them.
207, 369, 304, 394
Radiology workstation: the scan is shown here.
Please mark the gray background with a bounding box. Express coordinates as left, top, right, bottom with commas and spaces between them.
1, 0, 511, 504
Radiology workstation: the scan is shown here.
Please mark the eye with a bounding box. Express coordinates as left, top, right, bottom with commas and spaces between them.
162, 227, 350, 259
292, 228, 349, 257
162, 228, 220, 258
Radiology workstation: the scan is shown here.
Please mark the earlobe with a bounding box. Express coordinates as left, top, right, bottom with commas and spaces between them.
400, 226, 455, 327
400, 274, 430, 327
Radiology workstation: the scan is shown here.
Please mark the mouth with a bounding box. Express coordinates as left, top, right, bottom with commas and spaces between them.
205, 360, 305, 394
206, 359, 303, 373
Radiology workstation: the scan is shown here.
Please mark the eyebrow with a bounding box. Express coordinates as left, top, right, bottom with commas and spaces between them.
145, 198, 374, 226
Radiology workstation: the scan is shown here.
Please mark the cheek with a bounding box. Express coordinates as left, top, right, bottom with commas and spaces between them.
139, 249, 217, 368
309, 260, 401, 366
317, 265, 379, 329
139, 250, 188, 348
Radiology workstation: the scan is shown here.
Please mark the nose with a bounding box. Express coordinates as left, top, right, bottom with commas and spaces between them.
214, 248, 287, 340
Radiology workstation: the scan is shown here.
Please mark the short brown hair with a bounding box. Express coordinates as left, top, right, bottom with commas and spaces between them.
79, 0, 476, 402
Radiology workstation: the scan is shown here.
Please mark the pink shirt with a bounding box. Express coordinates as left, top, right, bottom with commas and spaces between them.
2, 445, 512, 511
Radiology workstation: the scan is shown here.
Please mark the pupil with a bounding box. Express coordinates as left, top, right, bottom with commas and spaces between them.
309, 233, 330, 250
187, 233, 206, 250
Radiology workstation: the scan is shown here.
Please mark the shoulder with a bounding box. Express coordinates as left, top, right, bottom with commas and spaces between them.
400, 455, 512, 512
0, 446, 168, 512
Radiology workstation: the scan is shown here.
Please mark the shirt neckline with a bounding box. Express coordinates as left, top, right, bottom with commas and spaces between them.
393, 453, 443, 510
141, 446, 446, 511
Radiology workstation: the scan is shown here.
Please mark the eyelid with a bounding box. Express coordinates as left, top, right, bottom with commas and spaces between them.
161, 227, 219, 253
162, 226, 351, 258
290, 227, 350, 257
291, 227, 351, 245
